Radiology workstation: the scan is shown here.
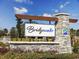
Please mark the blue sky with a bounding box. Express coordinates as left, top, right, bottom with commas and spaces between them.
0, 0, 79, 30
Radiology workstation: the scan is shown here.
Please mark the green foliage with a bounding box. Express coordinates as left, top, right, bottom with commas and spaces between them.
70, 28, 79, 37
11, 37, 54, 42
76, 29, 79, 36
73, 42, 79, 53
0, 51, 79, 59
0, 30, 4, 37
0, 28, 8, 37
0, 42, 7, 47
16, 19, 23, 38
10, 27, 18, 38
70, 29, 76, 36
3, 28, 8, 36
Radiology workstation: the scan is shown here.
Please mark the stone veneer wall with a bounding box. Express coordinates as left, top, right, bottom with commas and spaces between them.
10, 44, 60, 53
55, 13, 72, 53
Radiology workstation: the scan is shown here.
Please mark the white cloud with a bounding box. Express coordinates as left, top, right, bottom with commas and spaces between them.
43, 13, 52, 17
64, 1, 70, 6
54, 9, 59, 13
15, 0, 24, 3
60, 4, 64, 9
59, 1, 70, 9
14, 7, 28, 14
15, 0, 33, 4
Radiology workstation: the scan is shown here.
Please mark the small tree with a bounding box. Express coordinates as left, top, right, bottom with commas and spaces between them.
76, 29, 79, 36
10, 27, 18, 38
70, 28, 76, 46
0, 30, 4, 37
16, 19, 23, 38
3, 28, 8, 36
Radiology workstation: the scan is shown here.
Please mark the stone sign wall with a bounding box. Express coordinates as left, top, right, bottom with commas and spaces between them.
9, 13, 72, 54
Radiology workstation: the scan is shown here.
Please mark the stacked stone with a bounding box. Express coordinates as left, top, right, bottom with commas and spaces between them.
55, 13, 72, 53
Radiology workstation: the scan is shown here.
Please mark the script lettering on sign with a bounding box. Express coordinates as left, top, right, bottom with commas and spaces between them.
25, 24, 55, 37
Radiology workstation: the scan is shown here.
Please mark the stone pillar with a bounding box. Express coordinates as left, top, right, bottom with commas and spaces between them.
55, 13, 72, 53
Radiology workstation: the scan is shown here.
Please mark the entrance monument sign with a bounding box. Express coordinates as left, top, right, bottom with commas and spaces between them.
9, 13, 78, 54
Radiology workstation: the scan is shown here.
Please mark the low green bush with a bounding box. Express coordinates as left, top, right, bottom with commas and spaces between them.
11, 38, 53, 42
73, 42, 79, 53
0, 42, 7, 47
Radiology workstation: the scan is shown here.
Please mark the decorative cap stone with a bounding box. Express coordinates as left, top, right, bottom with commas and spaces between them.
54, 13, 70, 16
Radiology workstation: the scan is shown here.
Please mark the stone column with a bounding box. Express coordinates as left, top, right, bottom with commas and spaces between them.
55, 13, 72, 53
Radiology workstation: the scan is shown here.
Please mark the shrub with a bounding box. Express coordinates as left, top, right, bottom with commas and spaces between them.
73, 42, 79, 53
0, 47, 9, 54
0, 42, 7, 47
0, 42, 9, 54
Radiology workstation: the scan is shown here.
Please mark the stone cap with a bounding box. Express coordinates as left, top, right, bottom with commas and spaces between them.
54, 13, 70, 16
8, 41, 60, 45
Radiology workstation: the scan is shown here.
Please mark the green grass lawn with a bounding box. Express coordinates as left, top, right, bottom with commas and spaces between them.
0, 51, 79, 59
